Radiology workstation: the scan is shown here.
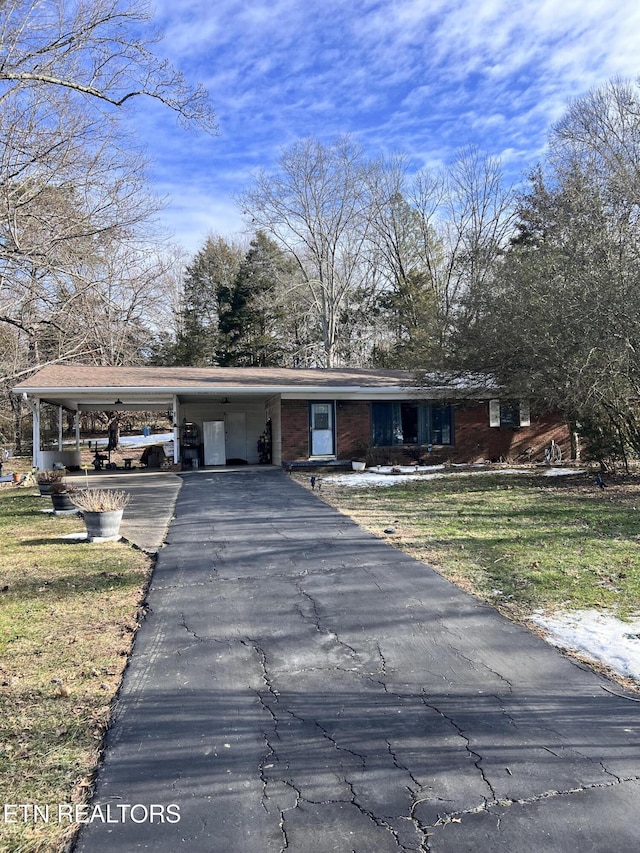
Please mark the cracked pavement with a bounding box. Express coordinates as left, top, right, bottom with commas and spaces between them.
75, 469, 640, 853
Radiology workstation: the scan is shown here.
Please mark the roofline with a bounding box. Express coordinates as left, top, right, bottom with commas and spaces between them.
15, 383, 498, 398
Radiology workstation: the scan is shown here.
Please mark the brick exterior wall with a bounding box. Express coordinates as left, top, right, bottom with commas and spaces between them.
336, 401, 371, 459
280, 400, 310, 460
280, 398, 571, 465
453, 403, 571, 464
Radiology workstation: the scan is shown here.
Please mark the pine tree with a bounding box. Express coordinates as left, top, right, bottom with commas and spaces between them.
218, 232, 297, 366
173, 236, 243, 366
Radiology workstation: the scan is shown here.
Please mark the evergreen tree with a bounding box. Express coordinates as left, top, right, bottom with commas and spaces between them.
453, 80, 640, 469
173, 236, 243, 366
218, 232, 297, 366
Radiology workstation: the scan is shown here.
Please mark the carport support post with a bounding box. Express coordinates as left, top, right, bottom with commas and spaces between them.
58, 405, 63, 451
172, 395, 179, 464
75, 410, 80, 452
31, 397, 41, 470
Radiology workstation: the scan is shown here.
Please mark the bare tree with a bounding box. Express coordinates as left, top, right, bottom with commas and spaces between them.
0, 0, 216, 451
365, 149, 514, 367
0, 109, 162, 362
240, 136, 374, 366
0, 0, 216, 347
0, 0, 216, 130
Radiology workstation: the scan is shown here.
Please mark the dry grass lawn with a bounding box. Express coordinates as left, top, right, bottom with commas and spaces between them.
0, 485, 151, 853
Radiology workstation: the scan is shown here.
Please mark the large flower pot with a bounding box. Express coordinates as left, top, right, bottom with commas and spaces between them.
38, 482, 53, 496
82, 509, 124, 542
351, 461, 366, 471
51, 493, 77, 513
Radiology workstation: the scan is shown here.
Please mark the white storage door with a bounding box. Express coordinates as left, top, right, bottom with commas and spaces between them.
203, 421, 226, 465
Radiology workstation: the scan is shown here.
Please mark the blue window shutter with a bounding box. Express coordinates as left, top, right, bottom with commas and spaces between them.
372, 402, 393, 445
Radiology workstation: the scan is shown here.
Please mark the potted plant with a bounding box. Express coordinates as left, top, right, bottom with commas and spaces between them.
351, 439, 370, 471
36, 469, 65, 496
70, 488, 131, 542
49, 480, 79, 513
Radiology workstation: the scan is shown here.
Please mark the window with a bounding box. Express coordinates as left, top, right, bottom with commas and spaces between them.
489, 399, 531, 428
371, 402, 453, 447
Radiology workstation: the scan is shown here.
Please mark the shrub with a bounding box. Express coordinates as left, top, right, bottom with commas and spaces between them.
49, 480, 78, 495
36, 469, 64, 484
70, 489, 131, 512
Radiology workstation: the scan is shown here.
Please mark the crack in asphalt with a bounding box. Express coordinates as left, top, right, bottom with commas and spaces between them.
491, 774, 640, 810
242, 636, 369, 765
377, 641, 388, 678
385, 739, 423, 793
293, 581, 363, 661
240, 632, 437, 852
345, 780, 404, 848
421, 692, 496, 803
445, 641, 515, 695
415, 767, 640, 831
179, 612, 204, 643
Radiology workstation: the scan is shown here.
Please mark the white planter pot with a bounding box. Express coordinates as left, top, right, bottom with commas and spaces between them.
351, 461, 366, 471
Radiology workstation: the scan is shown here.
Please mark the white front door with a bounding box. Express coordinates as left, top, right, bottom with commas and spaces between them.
203, 420, 226, 465
310, 402, 335, 457
225, 412, 247, 462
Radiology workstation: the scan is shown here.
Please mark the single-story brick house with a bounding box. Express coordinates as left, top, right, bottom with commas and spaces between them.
12, 364, 570, 469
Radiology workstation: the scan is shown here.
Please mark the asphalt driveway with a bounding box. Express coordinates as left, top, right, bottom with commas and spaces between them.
75, 469, 640, 853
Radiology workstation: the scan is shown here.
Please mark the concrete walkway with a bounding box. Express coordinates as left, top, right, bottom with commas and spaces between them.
75, 469, 640, 853
66, 468, 183, 553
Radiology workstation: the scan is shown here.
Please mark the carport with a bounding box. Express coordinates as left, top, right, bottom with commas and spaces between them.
12, 364, 286, 470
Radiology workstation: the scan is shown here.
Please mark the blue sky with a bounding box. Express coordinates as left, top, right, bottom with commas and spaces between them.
131, 0, 640, 253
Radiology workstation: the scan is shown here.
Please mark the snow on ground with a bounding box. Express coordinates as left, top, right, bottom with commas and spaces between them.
531, 610, 640, 682
327, 466, 585, 488
117, 432, 174, 449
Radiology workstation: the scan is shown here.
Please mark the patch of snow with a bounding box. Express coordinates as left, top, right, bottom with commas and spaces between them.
118, 432, 174, 449
331, 471, 447, 487
369, 465, 446, 474
531, 610, 640, 681
328, 466, 586, 488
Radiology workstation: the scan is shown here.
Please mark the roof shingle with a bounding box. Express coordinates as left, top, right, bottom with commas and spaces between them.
13, 364, 417, 391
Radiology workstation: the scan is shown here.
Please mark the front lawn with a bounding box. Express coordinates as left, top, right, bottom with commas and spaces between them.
0, 487, 151, 853
318, 471, 640, 620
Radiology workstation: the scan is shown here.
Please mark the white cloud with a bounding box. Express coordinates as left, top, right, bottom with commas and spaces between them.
138, 0, 640, 246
